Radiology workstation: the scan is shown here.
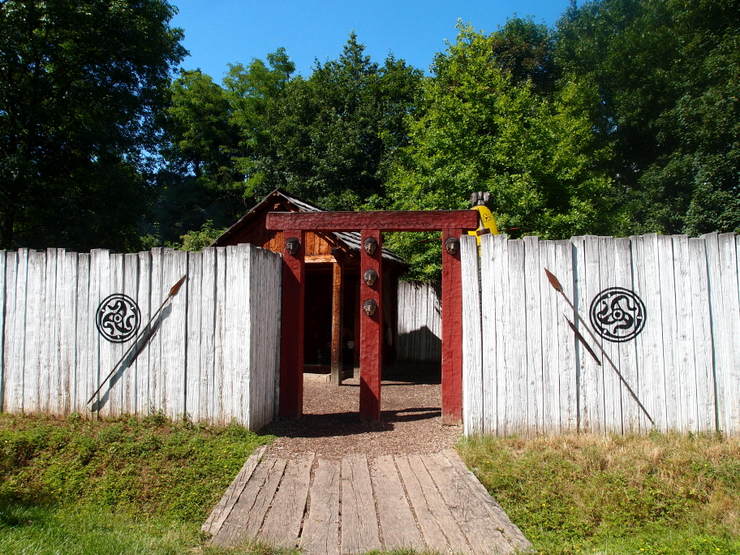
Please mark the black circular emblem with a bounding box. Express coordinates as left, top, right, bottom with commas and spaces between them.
589, 287, 646, 343
96, 294, 141, 343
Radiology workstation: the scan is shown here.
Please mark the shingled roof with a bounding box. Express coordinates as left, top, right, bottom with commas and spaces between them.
212, 188, 406, 265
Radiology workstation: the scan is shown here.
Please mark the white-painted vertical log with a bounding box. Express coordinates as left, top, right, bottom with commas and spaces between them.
673, 236, 696, 432
657, 235, 679, 432
479, 234, 497, 434
136, 251, 151, 415
508, 240, 527, 433
688, 238, 715, 432
716, 233, 739, 434
200, 247, 216, 423
163, 249, 188, 420
555, 240, 577, 432
540, 240, 560, 433
597, 238, 621, 433
493, 235, 509, 435
213, 247, 227, 424
0, 251, 5, 411
122, 253, 139, 415
24, 250, 45, 413
42, 249, 57, 413
614, 238, 640, 433
523, 236, 542, 434
461, 235, 482, 435
248, 245, 282, 430
58, 252, 77, 415
186, 251, 202, 422
4, 252, 20, 412
148, 248, 164, 416
73, 254, 91, 413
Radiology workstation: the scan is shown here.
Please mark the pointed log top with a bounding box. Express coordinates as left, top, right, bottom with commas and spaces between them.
544, 267, 563, 292
169, 275, 187, 297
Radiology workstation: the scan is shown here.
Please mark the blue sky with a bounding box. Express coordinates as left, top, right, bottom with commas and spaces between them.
171, 0, 572, 81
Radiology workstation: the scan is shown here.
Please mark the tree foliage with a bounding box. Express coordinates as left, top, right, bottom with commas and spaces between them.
556, 0, 739, 234
385, 24, 616, 279
0, 0, 186, 250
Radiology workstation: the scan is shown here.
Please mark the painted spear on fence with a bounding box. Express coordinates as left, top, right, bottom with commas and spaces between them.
544, 268, 655, 427
87, 275, 187, 407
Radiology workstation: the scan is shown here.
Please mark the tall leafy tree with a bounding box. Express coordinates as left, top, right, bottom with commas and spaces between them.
387, 25, 616, 279
557, 0, 739, 234
0, 0, 186, 250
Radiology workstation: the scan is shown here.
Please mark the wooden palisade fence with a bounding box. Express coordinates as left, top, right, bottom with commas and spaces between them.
461, 232, 739, 436
396, 281, 442, 362
0, 244, 281, 430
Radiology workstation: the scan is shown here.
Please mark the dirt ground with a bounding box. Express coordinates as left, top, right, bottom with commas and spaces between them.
262, 372, 462, 459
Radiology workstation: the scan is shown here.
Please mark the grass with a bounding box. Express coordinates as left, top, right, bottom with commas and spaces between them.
458, 431, 739, 554
0, 412, 281, 554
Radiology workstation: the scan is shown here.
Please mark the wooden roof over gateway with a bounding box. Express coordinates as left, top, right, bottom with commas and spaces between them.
212, 189, 407, 265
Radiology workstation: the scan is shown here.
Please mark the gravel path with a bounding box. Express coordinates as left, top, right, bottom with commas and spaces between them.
263, 374, 461, 459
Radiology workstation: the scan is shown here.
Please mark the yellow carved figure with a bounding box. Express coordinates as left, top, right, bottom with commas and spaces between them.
468, 205, 499, 245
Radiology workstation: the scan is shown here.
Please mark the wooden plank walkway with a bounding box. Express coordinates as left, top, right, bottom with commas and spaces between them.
203, 447, 531, 554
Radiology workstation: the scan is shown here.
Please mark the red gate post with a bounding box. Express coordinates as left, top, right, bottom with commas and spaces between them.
359, 229, 382, 421
279, 230, 305, 418
441, 228, 463, 425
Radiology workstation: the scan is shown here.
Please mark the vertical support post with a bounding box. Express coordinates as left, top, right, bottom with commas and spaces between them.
330, 261, 344, 385
279, 230, 305, 418
441, 228, 463, 425
360, 229, 382, 421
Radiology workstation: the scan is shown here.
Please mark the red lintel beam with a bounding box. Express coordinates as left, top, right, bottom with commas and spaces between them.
265, 211, 478, 232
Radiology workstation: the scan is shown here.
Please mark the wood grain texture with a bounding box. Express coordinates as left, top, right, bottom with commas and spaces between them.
359, 230, 382, 422
341, 454, 381, 554
279, 230, 304, 418
370, 455, 425, 551
300, 458, 341, 555
461, 235, 483, 435
260, 452, 314, 548
441, 228, 463, 424
396, 281, 441, 362
266, 210, 478, 232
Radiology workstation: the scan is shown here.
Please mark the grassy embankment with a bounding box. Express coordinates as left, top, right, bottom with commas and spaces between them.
2, 413, 738, 554
0, 413, 280, 554
459, 432, 739, 554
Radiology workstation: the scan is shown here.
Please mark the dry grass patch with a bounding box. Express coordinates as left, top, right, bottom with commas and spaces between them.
458, 432, 739, 554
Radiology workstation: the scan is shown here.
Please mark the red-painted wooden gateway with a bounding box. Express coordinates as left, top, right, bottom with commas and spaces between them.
214, 189, 478, 424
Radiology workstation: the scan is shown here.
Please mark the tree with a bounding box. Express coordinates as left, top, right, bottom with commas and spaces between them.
0, 0, 186, 250
556, 0, 739, 234
386, 24, 616, 280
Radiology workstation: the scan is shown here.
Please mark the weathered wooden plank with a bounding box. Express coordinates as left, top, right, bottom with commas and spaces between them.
598, 237, 622, 433
341, 454, 381, 554
260, 453, 314, 548
540, 240, 560, 433
73, 253, 91, 413
461, 235, 483, 435
266, 210, 479, 232
523, 236, 543, 434
248, 246, 281, 429
2, 252, 18, 411
99, 252, 123, 418
491, 235, 508, 435
202, 445, 266, 536
443, 449, 532, 552
24, 249, 45, 413
185, 251, 202, 422
657, 235, 679, 431
122, 252, 139, 415
370, 455, 425, 551
330, 261, 343, 384
42, 249, 58, 414
213, 247, 227, 424
673, 236, 696, 432
716, 233, 739, 434
162, 249, 188, 419
424, 452, 515, 554
404, 454, 471, 552
211, 456, 287, 546
300, 458, 341, 555
59, 251, 77, 415
0, 251, 5, 412
688, 238, 715, 432
614, 238, 640, 433
199, 248, 216, 423
135, 251, 151, 416
233, 244, 251, 425
506, 240, 527, 433
147, 248, 163, 416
